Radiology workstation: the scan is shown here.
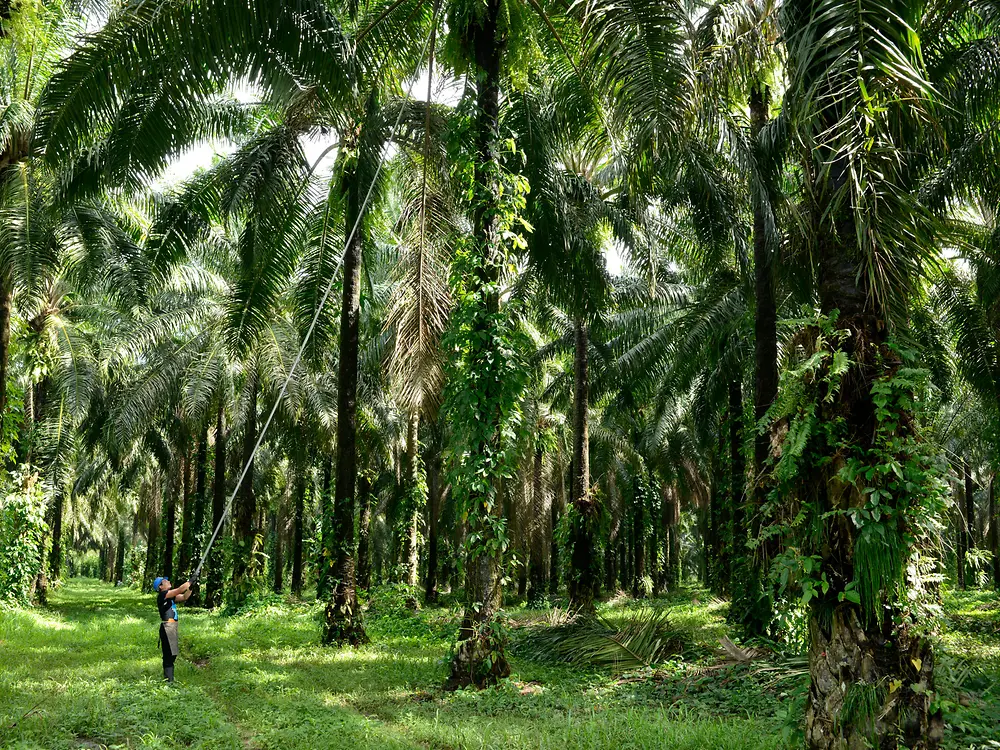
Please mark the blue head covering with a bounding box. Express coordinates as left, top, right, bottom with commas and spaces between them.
153, 577, 166, 592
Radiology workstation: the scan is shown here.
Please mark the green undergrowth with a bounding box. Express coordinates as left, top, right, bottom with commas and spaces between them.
937, 587, 1000, 749
0, 580, 996, 749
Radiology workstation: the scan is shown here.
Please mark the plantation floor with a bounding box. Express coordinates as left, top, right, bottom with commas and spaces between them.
0, 580, 997, 750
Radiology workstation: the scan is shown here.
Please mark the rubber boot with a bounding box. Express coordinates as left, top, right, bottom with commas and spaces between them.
164, 666, 174, 683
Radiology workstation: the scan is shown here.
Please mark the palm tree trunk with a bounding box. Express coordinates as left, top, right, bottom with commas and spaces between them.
163, 465, 178, 580
632, 480, 645, 598
317, 457, 333, 597
568, 320, 598, 611
957, 475, 967, 590
750, 83, 778, 498
205, 402, 226, 608
989, 473, 998, 590
448, 0, 511, 687
232, 373, 258, 604
48, 489, 64, 581
965, 461, 976, 587
115, 524, 126, 584
425, 446, 441, 604
549, 461, 563, 595
144, 483, 161, 591
662, 486, 680, 591
358, 473, 372, 592
732, 83, 779, 638
527, 445, 547, 606
804, 234, 942, 750
179, 448, 194, 577
271, 505, 283, 593
0, 281, 11, 422
323, 162, 367, 645
190, 426, 209, 605
291, 471, 305, 596
650, 511, 660, 596
401, 411, 421, 589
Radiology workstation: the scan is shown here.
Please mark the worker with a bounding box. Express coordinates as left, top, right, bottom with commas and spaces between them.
153, 576, 194, 682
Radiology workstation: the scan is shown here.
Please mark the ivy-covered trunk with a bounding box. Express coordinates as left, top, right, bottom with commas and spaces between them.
568, 320, 598, 612
446, 0, 518, 688
231, 372, 259, 605
323, 162, 367, 646
801, 239, 943, 750
205, 402, 226, 608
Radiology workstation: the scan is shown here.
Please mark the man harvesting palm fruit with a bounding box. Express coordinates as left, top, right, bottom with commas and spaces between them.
153, 576, 194, 682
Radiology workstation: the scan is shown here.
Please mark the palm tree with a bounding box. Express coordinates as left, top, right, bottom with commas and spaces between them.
766, 2, 1000, 745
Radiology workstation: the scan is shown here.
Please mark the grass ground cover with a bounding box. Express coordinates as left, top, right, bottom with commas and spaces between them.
0, 580, 997, 749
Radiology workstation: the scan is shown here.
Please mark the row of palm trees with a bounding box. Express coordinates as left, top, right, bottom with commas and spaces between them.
5, 1, 1000, 747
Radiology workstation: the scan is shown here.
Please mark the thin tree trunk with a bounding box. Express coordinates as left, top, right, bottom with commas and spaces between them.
179, 447, 195, 577
965, 461, 976, 588
425, 446, 441, 604
663, 486, 680, 591
988, 473, 998, 590
632, 479, 646, 598
0, 282, 11, 421
549, 461, 563, 595
48, 490, 64, 581
144, 483, 161, 592
205, 402, 226, 608
650, 508, 660, 597
569, 320, 598, 612
190, 425, 209, 605
527, 445, 547, 605
272, 504, 283, 593
401, 411, 421, 589
317, 457, 333, 597
957, 475, 967, 590
291, 471, 305, 596
163, 465, 177, 580
357, 474, 372, 592
115, 524, 126, 584
231, 373, 258, 604
323, 160, 367, 646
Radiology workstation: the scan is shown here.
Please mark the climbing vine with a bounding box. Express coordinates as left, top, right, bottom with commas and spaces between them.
442, 106, 531, 565
757, 312, 948, 628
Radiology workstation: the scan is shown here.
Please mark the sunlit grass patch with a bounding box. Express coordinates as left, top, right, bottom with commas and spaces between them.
4, 579, 998, 750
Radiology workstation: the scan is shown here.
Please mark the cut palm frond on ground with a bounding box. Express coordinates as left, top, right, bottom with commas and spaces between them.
516, 607, 690, 672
